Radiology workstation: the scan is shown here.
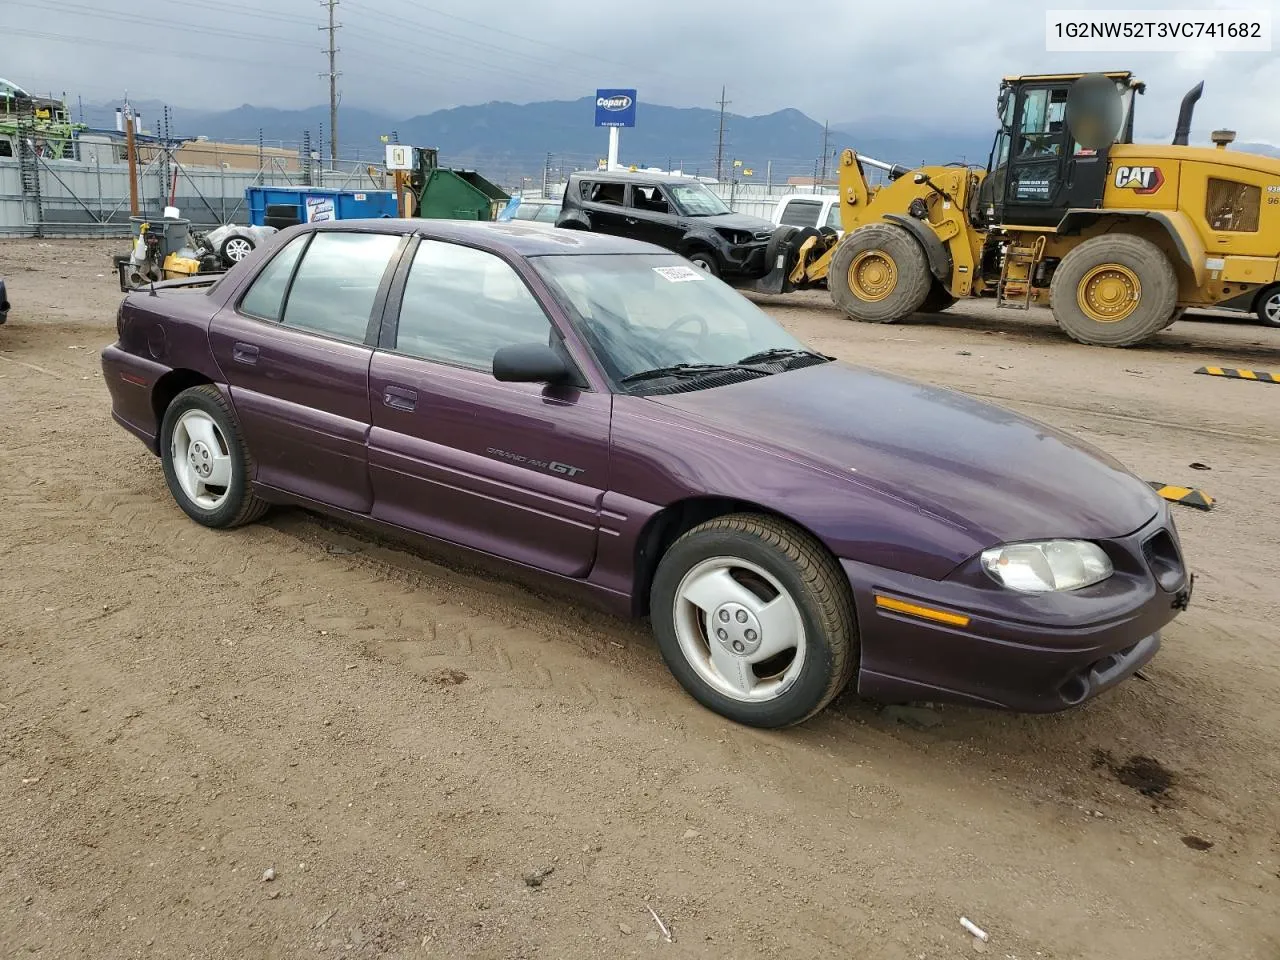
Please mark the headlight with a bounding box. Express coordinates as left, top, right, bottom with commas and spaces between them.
980, 540, 1112, 593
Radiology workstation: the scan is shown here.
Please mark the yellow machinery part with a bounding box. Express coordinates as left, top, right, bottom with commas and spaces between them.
162, 253, 203, 279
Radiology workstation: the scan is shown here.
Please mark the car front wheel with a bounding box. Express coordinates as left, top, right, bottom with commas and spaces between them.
160, 385, 269, 529
650, 514, 858, 728
687, 252, 720, 277
1258, 286, 1280, 328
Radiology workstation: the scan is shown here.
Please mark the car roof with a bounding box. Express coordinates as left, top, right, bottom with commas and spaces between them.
294, 217, 670, 257
567, 170, 704, 185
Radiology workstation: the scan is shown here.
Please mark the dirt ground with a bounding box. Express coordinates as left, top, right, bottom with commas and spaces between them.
1, 238, 1277, 960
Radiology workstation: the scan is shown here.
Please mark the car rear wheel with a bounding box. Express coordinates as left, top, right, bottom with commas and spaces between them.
650, 514, 857, 728
160, 385, 268, 529
687, 252, 720, 277
1257, 286, 1280, 328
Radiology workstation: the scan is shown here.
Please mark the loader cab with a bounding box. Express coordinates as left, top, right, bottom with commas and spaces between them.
978, 72, 1143, 229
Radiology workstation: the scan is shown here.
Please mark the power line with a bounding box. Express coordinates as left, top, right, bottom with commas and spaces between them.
319, 0, 341, 165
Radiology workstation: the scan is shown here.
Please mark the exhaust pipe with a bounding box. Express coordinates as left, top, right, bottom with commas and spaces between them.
1172, 81, 1203, 146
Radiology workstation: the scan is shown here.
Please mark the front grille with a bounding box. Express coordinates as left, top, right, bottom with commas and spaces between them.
1142, 528, 1184, 592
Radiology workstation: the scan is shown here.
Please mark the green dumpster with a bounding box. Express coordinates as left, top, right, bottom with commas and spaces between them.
410, 147, 510, 221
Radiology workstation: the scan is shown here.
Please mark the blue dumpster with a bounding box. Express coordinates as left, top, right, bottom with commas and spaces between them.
245, 186, 397, 227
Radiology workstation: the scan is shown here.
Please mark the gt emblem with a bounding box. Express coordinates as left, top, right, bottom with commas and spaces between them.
1113, 166, 1165, 194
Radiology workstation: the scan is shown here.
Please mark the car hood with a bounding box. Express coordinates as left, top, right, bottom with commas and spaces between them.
691, 212, 777, 234
647, 361, 1161, 543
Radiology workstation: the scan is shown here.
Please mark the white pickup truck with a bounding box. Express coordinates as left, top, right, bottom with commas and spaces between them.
770, 194, 844, 236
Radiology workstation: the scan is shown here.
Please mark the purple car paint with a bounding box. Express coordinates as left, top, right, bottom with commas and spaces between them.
101, 218, 1192, 728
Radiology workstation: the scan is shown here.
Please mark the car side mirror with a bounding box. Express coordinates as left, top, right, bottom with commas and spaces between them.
492, 342, 571, 384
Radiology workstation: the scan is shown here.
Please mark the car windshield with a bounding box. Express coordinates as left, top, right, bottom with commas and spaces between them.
531, 253, 826, 390
667, 182, 731, 217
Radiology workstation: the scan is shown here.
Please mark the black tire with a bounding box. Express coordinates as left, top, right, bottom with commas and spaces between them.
918, 281, 958, 314
650, 513, 858, 729
828, 222, 931, 322
219, 234, 255, 268
159, 385, 269, 529
687, 251, 720, 277
1256, 285, 1280, 328
763, 225, 801, 276
1162, 306, 1187, 329
1048, 234, 1178, 346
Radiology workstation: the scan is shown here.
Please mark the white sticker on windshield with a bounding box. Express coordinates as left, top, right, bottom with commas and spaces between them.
653, 265, 704, 282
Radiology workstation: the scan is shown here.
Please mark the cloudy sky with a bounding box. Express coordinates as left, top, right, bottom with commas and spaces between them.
5, 0, 1277, 142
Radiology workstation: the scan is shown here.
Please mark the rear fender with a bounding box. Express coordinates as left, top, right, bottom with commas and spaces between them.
1057, 209, 1207, 287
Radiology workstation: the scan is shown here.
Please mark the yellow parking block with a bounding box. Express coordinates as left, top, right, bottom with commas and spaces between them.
1194, 366, 1278, 384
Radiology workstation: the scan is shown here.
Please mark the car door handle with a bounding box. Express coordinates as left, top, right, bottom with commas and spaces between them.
383, 385, 417, 412
625, 217, 638, 225
232, 342, 259, 365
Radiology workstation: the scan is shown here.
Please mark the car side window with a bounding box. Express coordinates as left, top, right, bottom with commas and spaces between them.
588, 182, 625, 205
630, 185, 671, 214
824, 203, 842, 230
534, 203, 561, 223
238, 234, 308, 321
279, 232, 402, 341
780, 200, 822, 228
393, 240, 554, 372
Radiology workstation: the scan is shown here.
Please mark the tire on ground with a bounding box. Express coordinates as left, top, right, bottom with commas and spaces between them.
1256, 285, 1280, 328
1048, 234, 1178, 346
160, 384, 269, 530
828, 222, 931, 323
918, 280, 958, 313
1162, 306, 1187, 329
649, 513, 858, 729
687, 250, 720, 277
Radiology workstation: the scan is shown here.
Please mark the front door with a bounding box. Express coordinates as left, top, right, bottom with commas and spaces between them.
367, 236, 612, 578
208, 228, 406, 513
1002, 83, 1110, 227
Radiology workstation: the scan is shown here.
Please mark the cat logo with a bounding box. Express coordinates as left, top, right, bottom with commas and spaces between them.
1113, 165, 1165, 195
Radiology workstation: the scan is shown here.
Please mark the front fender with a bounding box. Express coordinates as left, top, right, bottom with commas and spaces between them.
882, 213, 953, 282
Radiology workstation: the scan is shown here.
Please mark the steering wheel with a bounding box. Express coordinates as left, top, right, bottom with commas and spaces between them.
664, 313, 708, 340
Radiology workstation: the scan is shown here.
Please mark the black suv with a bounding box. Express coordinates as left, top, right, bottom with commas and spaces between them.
556, 171, 777, 280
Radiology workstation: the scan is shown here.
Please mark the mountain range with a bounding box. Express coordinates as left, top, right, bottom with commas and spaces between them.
78, 96, 1279, 187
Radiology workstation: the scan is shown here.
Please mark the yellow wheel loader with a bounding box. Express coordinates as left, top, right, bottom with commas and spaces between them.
769, 71, 1280, 347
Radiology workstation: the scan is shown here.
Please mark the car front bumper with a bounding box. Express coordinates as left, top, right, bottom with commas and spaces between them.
840, 511, 1190, 713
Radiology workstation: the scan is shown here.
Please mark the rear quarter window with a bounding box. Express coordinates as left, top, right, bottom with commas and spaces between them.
238, 234, 308, 321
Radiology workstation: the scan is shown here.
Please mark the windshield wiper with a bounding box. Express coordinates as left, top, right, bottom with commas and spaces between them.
619, 362, 773, 386
736, 347, 830, 366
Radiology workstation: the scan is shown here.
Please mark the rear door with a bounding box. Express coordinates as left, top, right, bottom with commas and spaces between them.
580, 179, 631, 236
625, 184, 684, 251
367, 237, 612, 578
208, 228, 407, 513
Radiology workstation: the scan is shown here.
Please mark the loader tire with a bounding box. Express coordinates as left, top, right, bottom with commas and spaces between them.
829, 223, 931, 323
1049, 234, 1177, 347
918, 281, 957, 314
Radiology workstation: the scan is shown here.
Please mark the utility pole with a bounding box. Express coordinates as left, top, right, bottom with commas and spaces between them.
542, 152, 551, 197
819, 120, 831, 185
319, 0, 340, 166
715, 86, 730, 182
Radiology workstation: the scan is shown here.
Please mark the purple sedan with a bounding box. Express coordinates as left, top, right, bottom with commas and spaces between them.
101, 219, 1192, 728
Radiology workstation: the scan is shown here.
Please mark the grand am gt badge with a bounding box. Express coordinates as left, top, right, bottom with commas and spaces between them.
1113, 165, 1165, 195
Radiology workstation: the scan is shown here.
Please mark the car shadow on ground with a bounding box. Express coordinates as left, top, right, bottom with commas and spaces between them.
264, 504, 1202, 802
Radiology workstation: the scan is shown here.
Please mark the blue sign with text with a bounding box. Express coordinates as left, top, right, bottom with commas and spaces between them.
594, 89, 637, 128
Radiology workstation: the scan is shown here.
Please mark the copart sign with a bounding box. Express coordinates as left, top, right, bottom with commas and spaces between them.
594, 88, 637, 128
